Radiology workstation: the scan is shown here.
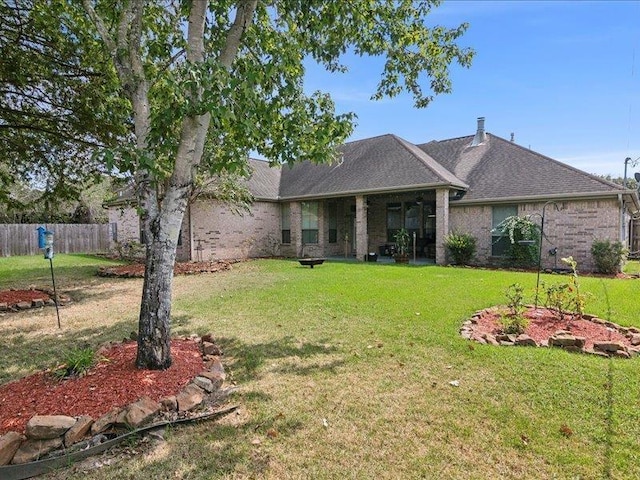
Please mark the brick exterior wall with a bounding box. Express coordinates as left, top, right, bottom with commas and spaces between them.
449, 198, 622, 272
449, 205, 492, 263
109, 194, 625, 271
189, 198, 280, 261
108, 206, 140, 245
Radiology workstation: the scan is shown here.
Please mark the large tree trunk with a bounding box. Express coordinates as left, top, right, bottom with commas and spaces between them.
135, 200, 187, 369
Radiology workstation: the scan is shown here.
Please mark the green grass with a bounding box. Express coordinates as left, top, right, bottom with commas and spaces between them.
623, 260, 640, 274
0, 253, 126, 290
1, 258, 639, 479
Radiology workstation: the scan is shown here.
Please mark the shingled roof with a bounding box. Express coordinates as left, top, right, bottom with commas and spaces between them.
244, 158, 281, 200
108, 121, 636, 209
417, 133, 627, 203
278, 134, 467, 200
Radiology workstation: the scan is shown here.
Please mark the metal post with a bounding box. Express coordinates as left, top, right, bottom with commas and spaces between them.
534, 201, 559, 308
49, 257, 61, 329
413, 231, 417, 263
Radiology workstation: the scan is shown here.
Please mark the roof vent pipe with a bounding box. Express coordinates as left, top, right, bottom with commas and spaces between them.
470, 117, 487, 146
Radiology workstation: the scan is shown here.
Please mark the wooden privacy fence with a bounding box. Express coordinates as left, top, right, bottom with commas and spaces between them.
0, 224, 111, 257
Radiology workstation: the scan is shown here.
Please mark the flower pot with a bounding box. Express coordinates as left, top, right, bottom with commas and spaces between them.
393, 254, 409, 264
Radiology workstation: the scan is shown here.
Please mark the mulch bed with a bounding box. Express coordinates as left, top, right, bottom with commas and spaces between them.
97, 260, 235, 278
471, 307, 634, 351
0, 289, 52, 307
0, 339, 204, 436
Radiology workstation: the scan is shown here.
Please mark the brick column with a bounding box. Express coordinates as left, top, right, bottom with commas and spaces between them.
435, 188, 449, 265
355, 195, 368, 261
290, 202, 303, 257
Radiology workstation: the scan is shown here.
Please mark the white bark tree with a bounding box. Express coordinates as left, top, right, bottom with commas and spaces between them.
75, 0, 473, 369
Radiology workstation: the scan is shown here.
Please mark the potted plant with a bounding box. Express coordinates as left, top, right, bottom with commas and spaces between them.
393, 228, 411, 263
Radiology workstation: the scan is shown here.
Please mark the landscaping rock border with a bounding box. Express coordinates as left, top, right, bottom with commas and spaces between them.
460, 308, 640, 358
0, 288, 70, 313
0, 334, 231, 466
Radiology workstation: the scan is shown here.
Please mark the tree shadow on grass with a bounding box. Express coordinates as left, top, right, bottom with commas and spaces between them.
62, 278, 142, 304
0, 319, 136, 384
215, 335, 344, 384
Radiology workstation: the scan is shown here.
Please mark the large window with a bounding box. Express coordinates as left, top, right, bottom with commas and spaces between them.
492, 205, 518, 256
386, 203, 402, 242
404, 202, 420, 239
328, 202, 337, 243
302, 202, 319, 244
281, 203, 291, 244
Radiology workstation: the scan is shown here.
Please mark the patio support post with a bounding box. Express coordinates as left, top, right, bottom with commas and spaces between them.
435, 188, 449, 265
291, 201, 303, 257
355, 195, 368, 261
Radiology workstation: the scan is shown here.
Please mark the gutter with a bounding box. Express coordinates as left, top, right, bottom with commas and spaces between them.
449, 190, 636, 207
279, 181, 468, 202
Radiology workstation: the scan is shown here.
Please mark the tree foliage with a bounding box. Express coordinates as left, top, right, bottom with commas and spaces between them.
4, 0, 473, 369
0, 1, 129, 211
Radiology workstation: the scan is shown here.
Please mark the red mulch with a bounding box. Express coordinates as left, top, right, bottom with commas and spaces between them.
0, 289, 51, 307
0, 339, 204, 436
97, 260, 234, 278
473, 307, 632, 351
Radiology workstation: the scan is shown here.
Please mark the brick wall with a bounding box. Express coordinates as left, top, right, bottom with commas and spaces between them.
108, 206, 140, 245
190, 198, 280, 261
449, 205, 492, 263
449, 198, 622, 272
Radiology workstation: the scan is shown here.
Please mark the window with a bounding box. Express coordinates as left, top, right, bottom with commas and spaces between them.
404, 202, 420, 239
328, 202, 337, 243
281, 203, 291, 244
386, 203, 402, 242
110, 222, 118, 242
492, 205, 518, 256
302, 202, 319, 244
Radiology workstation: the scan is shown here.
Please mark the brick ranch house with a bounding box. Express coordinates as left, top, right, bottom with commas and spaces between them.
108, 118, 640, 272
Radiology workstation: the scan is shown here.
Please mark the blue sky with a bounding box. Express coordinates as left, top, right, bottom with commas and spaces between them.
303, 1, 640, 177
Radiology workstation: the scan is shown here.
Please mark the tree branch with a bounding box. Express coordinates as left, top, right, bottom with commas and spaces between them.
219, 0, 258, 68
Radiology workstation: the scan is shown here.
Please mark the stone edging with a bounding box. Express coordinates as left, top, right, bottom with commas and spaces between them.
0, 288, 71, 313
460, 308, 640, 358
0, 334, 230, 466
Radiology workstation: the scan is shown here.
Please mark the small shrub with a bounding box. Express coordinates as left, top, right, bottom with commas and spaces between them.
52, 347, 96, 379
591, 239, 628, 274
542, 256, 589, 321
393, 228, 411, 256
112, 240, 145, 261
444, 232, 477, 265
500, 283, 528, 334
543, 282, 572, 321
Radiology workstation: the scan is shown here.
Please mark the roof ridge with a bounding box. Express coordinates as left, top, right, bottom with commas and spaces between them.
487, 134, 626, 191
342, 133, 396, 146
390, 135, 468, 188
418, 134, 474, 147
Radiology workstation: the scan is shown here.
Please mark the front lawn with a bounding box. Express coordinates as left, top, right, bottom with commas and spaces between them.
1, 258, 638, 479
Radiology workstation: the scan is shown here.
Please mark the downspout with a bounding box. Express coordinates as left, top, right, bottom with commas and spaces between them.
619, 193, 625, 243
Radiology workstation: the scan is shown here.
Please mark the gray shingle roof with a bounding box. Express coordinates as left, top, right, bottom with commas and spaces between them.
418, 134, 626, 202
279, 134, 467, 199
245, 158, 281, 200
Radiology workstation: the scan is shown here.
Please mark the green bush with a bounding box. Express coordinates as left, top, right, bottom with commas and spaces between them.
443, 232, 477, 265
591, 239, 627, 274
500, 283, 529, 334
52, 347, 96, 379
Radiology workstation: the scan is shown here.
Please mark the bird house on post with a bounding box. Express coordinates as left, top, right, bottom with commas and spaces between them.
36, 226, 61, 327
37, 226, 54, 259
